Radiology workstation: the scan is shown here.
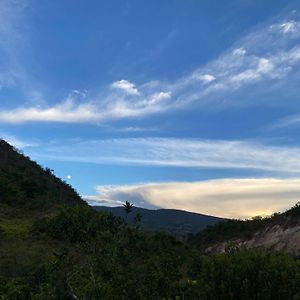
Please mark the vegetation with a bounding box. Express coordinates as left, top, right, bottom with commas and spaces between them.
190, 202, 300, 249
1, 204, 300, 299
123, 201, 134, 215
1, 140, 300, 299
0, 140, 84, 208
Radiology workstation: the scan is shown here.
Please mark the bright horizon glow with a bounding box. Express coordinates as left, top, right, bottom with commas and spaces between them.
84, 178, 300, 219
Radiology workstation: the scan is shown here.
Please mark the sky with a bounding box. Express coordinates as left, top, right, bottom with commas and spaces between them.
1, 0, 300, 218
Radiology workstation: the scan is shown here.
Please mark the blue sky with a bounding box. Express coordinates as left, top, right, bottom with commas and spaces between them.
1, 0, 300, 218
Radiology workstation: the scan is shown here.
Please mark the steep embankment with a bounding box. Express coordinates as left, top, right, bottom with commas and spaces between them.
191, 203, 300, 255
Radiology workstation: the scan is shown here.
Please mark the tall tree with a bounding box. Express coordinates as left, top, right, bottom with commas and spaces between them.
123, 201, 134, 221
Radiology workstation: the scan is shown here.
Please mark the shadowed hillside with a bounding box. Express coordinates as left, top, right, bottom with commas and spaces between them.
0, 139, 85, 208
94, 205, 225, 234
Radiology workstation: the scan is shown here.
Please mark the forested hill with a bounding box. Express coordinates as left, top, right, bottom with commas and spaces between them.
0, 139, 84, 208
94, 205, 225, 234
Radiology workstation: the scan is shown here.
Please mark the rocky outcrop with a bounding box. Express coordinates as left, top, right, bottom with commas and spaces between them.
205, 222, 300, 255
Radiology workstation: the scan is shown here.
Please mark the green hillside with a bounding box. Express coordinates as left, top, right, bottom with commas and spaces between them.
0, 139, 84, 208
1, 140, 300, 299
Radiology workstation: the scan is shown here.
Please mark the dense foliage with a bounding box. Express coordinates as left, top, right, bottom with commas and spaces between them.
0, 140, 84, 208
0, 204, 300, 299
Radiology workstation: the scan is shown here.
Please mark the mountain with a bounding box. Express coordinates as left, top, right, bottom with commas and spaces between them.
0, 139, 85, 208
93, 205, 225, 234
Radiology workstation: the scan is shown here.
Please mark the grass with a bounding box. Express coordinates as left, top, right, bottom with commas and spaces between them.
0, 204, 63, 278
0, 218, 32, 239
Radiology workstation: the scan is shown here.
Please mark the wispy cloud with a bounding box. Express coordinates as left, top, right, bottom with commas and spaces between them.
111, 79, 140, 95
270, 20, 300, 34
1, 12, 300, 123
24, 137, 300, 174
0, 91, 171, 123
272, 113, 300, 128
0, 133, 38, 148
0, 0, 28, 89
195, 74, 216, 83
85, 178, 300, 219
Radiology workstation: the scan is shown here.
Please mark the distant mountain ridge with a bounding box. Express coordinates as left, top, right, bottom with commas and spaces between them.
93, 205, 225, 234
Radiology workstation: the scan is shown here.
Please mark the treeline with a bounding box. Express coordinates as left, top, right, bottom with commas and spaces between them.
1, 205, 299, 299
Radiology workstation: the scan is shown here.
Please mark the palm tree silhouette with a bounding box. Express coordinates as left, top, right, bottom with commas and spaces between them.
123, 201, 133, 222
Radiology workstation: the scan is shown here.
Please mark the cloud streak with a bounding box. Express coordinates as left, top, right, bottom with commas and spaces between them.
0, 132, 38, 148
0, 0, 28, 89
272, 113, 300, 128
1, 13, 300, 123
23, 137, 300, 174
85, 178, 300, 219
111, 80, 140, 95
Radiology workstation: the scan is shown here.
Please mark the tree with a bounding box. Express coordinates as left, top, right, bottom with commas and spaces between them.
123, 201, 134, 222
134, 213, 142, 229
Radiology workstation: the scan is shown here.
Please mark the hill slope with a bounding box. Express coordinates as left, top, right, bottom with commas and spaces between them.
190, 203, 300, 255
0, 139, 84, 208
94, 205, 225, 234
0, 140, 86, 283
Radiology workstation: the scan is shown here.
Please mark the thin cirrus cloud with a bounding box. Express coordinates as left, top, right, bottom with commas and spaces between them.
0, 0, 28, 89
85, 178, 300, 219
270, 20, 300, 34
25, 137, 300, 174
0, 90, 172, 123
1, 14, 300, 123
111, 80, 140, 95
0, 133, 38, 148
272, 113, 300, 128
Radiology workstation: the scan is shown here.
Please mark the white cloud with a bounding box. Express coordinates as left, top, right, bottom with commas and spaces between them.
233, 48, 247, 56
146, 91, 171, 104
272, 113, 300, 128
86, 178, 300, 219
195, 74, 216, 83
111, 79, 140, 95
229, 58, 274, 85
0, 0, 28, 89
0, 95, 167, 124
25, 137, 300, 174
280, 21, 298, 33
0, 102, 98, 123
270, 21, 300, 34
1, 15, 300, 123
84, 195, 124, 207
0, 133, 38, 148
